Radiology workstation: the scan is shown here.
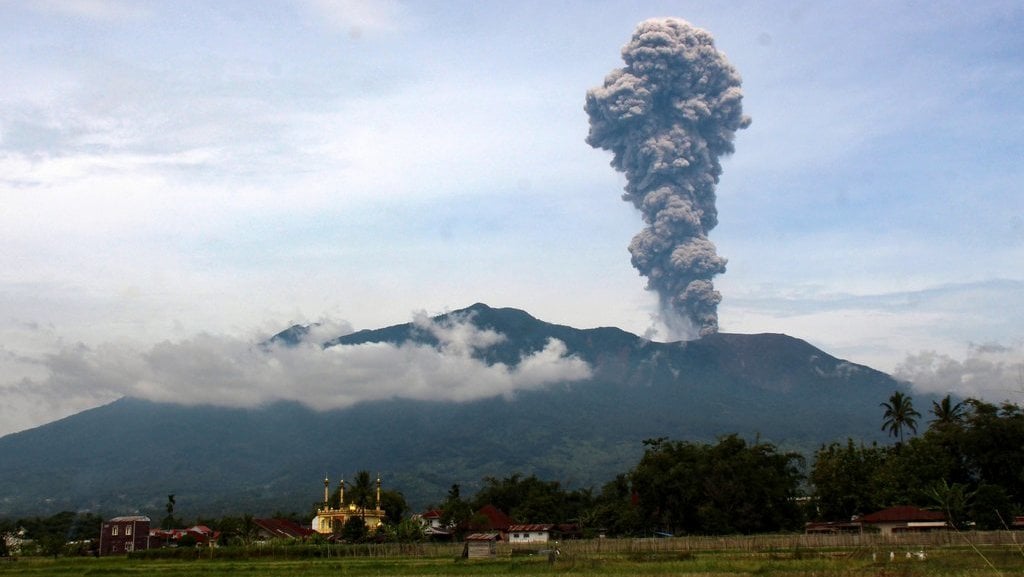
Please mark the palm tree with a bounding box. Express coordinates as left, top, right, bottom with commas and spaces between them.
350, 471, 375, 518
930, 394, 965, 428
881, 391, 921, 444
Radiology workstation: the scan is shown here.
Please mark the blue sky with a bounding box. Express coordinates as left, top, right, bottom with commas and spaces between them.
1, 0, 1022, 436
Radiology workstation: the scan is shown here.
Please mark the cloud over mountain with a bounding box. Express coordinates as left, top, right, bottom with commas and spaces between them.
0, 311, 591, 433
896, 342, 1024, 400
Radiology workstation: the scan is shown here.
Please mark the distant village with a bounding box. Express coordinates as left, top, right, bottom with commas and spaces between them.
5, 468, 1024, 560
4, 394, 1024, 559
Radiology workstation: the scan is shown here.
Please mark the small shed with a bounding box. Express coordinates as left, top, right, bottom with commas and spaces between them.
463, 532, 500, 559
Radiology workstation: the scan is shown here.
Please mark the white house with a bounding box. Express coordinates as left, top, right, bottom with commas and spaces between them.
507, 524, 555, 544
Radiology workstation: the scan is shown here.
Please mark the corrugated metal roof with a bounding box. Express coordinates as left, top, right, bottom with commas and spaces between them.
508, 524, 555, 532
860, 506, 945, 523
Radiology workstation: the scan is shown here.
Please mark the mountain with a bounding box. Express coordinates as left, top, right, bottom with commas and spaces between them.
0, 303, 910, 518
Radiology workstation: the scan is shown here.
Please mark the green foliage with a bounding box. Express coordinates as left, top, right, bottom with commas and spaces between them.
376, 518, 427, 543
379, 489, 408, 524
881, 390, 921, 444
162, 493, 182, 530
349, 471, 375, 513
470, 474, 591, 524
630, 435, 805, 535
928, 479, 972, 529
17, 511, 80, 558
438, 484, 472, 535
970, 484, 1015, 530
810, 394, 1024, 527
340, 516, 368, 543
930, 394, 966, 428
592, 473, 642, 536
808, 439, 885, 520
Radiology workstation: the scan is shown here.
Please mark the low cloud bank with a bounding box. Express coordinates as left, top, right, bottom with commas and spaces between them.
896, 342, 1024, 402
1, 312, 593, 433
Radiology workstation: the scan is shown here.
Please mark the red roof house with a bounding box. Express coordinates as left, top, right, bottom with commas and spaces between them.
858, 506, 947, 535
470, 505, 512, 534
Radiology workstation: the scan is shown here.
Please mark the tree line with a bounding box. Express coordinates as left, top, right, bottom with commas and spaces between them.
432, 393, 1024, 536
3, 392, 1021, 551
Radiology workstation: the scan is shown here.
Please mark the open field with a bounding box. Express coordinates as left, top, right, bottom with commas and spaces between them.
3, 533, 1024, 576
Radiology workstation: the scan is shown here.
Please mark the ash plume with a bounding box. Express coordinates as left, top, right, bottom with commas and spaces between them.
585, 18, 750, 337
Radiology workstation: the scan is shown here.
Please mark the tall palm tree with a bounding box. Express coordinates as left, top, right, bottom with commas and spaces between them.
881, 391, 921, 444
930, 394, 965, 428
350, 471, 375, 518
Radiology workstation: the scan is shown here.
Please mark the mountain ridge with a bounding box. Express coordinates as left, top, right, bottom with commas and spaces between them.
0, 303, 909, 518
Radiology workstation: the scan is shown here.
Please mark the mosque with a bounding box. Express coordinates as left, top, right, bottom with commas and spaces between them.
311, 475, 388, 534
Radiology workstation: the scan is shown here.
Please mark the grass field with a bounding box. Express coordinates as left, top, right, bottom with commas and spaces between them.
2, 537, 1023, 576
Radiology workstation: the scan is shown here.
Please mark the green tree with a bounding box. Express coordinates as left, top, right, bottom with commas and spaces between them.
237, 514, 259, 546
439, 484, 473, 536
930, 394, 965, 429
471, 473, 592, 524
631, 435, 804, 534
592, 473, 642, 536
21, 511, 75, 558
340, 516, 367, 542
385, 518, 427, 542
928, 479, 972, 529
162, 494, 180, 529
970, 484, 1015, 530
809, 439, 886, 520
349, 471, 375, 518
881, 391, 921, 444
960, 399, 1024, 503
379, 489, 408, 524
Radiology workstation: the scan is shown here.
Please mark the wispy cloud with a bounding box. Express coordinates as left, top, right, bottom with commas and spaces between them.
11, 0, 150, 21
299, 0, 409, 36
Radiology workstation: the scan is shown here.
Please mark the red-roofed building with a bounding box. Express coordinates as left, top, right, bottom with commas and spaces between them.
470, 505, 512, 536
858, 506, 947, 535
253, 518, 317, 541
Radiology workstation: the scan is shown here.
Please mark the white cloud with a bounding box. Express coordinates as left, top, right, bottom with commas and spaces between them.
895, 343, 1024, 402
719, 280, 1024, 376
0, 311, 592, 436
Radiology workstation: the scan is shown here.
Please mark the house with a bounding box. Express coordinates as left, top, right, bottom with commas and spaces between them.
99, 516, 151, 556
507, 524, 555, 544
417, 509, 445, 530
858, 506, 947, 535
311, 475, 388, 534
253, 518, 317, 541
462, 532, 500, 559
469, 505, 512, 538
413, 509, 452, 539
